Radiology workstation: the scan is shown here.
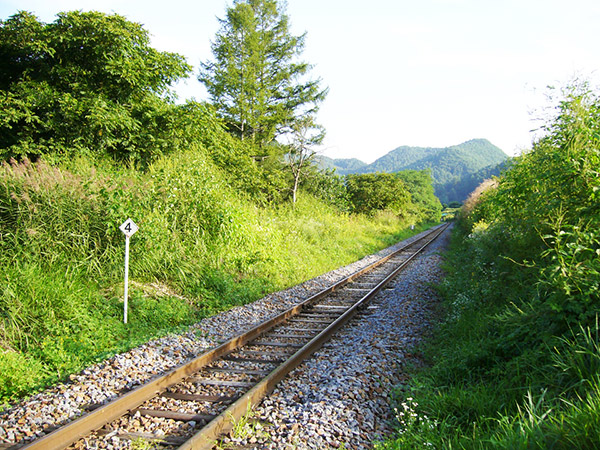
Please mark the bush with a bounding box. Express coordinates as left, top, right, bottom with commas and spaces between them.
377, 81, 600, 449
346, 172, 412, 216
0, 151, 424, 404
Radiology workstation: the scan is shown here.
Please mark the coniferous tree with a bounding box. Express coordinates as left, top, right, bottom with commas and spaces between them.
199, 0, 327, 149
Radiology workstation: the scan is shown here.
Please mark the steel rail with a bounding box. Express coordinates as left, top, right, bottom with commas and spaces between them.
178, 223, 448, 450
20, 223, 448, 450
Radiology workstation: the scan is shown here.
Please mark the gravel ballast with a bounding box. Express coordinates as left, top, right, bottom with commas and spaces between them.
0, 226, 450, 449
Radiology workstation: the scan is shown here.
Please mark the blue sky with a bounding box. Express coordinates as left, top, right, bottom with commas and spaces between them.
1, 0, 599, 161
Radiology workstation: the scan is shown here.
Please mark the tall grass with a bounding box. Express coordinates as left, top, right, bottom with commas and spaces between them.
0, 150, 425, 405
376, 83, 600, 449
376, 229, 600, 450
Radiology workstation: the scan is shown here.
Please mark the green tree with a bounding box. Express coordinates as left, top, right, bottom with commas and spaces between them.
345, 172, 412, 216
396, 169, 442, 222
284, 116, 325, 204
301, 168, 350, 210
0, 11, 191, 164
199, 0, 327, 149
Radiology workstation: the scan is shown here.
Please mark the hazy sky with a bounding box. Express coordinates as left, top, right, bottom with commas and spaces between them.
1, 0, 599, 161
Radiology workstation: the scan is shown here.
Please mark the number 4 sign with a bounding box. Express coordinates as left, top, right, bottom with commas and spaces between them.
119, 218, 139, 237
119, 218, 138, 324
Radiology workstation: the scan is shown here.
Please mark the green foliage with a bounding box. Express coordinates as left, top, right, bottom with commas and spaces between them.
323, 139, 509, 203
377, 82, 600, 449
283, 115, 325, 203
345, 172, 412, 216
0, 152, 423, 405
552, 322, 600, 394
489, 383, 600, 450
0, 350, 47, 403
199, 0, 327, 149
396, 169, 442, 222
130, 437, 158, 450
0, 10, 191, 164
172, 101, 289, 205
344, 170, 441, 222
300, 168, 350, 211
0, 3, 299, 199
540, 221, 600, 323
473, 83, 600, 329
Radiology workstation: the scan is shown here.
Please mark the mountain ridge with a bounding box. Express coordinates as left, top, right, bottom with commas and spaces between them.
318, 139, 509, 203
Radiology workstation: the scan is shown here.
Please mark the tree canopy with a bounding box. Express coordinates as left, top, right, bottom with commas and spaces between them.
0, 10, 191, 164
0, 7, 439, 222
395, 170, 442, 222
345, 172, 412, 216
199, 0, 327, 149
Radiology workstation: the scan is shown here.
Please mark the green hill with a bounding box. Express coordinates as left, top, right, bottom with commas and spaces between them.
323, 139, 509, 203
441, 160, 509, 204
317, 156, 367, 174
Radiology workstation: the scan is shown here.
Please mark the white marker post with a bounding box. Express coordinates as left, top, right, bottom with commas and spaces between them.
119, 218, 139, 324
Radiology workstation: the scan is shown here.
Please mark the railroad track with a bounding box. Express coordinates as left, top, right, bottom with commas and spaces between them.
18, 223, 449, 450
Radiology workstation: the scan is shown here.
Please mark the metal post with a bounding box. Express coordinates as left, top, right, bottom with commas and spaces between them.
119, 218, 138, 325
124, 234, 130, 324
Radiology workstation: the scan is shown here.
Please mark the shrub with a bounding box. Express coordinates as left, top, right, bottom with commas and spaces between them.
377, 81, 600, 449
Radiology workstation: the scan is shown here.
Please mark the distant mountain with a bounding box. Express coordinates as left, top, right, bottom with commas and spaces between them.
319, 139, 509, 204
318, 156, 367, 173
439, 159, 509, 204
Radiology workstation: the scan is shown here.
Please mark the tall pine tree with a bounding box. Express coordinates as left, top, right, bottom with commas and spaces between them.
199, 0, 327, 149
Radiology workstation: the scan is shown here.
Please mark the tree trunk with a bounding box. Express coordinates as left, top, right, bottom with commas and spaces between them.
292, 172, 300, 204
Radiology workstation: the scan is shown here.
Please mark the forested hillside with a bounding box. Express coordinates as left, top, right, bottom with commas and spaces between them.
378, 82, 600, 449
440, 159, 508, 205
321, 139, 509, 203
0, 5, 441, 404
368, 139, 506, 173
318, 157, 368, 173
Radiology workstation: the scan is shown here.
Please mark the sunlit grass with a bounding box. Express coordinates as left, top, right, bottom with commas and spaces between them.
376, 84, 600, 449
0, 153, 427, 405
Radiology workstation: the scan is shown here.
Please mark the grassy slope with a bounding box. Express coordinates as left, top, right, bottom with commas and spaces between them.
375, 86, 600, 449
375, 226, 600, 450
0, 151, 431, 406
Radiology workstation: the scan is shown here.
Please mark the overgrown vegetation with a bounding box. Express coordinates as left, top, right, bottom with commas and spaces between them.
346, 172, 412, 217
0, 10, 190, 165
345, 170, 442, 222
0, 5, 441, 406
0, 152, 434, 405
377, 82, 600, 449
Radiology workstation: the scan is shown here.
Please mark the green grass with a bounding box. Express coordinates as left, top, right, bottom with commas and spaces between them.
377, 84, 600, 449
0, 153, 430, 406
374, 221, 600, 449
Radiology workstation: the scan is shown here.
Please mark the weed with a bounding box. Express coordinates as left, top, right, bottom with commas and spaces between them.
0, 152, 426, 404
227, 403, 268, 442
130, 437, 157, 450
